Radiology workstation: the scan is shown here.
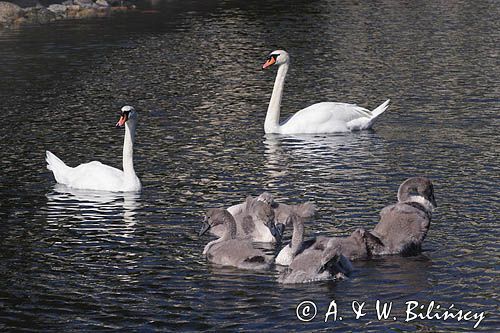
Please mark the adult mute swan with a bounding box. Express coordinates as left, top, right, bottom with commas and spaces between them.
46, 106, 141, 192
262, 50, 391, 134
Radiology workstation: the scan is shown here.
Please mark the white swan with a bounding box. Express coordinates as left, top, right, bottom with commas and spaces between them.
45, 106, 141, 192
262, 50, 390, 134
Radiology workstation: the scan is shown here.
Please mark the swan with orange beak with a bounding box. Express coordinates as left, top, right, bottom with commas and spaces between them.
261, 49, 390, 134
46, 105, 141, 192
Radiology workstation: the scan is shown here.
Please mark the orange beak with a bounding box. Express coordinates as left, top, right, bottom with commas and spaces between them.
116, 114, 128, 127
262, 57, 276, 69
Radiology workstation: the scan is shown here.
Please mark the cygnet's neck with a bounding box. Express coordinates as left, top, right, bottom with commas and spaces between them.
403, 195, 435, 212
289, 216, 305, 255
221, 211, 237, 241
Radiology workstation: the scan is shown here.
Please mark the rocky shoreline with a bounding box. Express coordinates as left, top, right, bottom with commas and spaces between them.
0, 0, 137, 28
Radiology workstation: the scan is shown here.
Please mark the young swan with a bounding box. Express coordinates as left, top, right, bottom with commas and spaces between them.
275, 215, 352, 284
276, 215, 373, 266
199, 208, 274, 270
215, 192, 316, 243
210, 196, 279, 242
369, 177, 437, 256
278, 238, 352, 284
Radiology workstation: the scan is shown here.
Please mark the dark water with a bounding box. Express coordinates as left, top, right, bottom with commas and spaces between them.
1, 0, 499, 331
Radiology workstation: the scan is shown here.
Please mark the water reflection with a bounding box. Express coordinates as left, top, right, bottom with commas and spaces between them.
44, 185, 142, 283
263, 132, 387, 193
264, 132, 381, 162
46, 184, 140, 234
1, 0, 498, 331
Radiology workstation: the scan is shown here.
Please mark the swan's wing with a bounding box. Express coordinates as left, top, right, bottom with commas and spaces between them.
280, 102, 372, 133
273, 202, 317, 225
65, 161, 124, 190
227, 201, 247, 216
279, 238, 344, 283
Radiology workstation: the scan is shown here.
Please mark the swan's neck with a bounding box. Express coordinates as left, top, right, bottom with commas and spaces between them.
203, 239, 220, 255
403, 195, 435, 213
203, 213, 236, 255
265, 63, 289, 133
221, 213, 237, 241
290, 217, 304, 256
123, 121, 137, 182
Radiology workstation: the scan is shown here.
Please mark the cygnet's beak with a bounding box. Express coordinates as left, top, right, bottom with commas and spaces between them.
199, 218, 211, 236
429, 192, 437, 208
275, 223, 285, 240
266, 221, 284, 241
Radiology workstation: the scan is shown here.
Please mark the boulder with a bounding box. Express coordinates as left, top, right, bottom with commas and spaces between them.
47, 4, 67, 15
65, 4, 80, 18
74, 0, 96, 8
0, 2, 22, 26
74, 7, 98, 18
21, 6, 57, 24
95, 0, 108, 7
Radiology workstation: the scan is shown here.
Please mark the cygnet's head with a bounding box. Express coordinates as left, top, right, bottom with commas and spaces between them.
262, 50, 289, 69
257, 192, 275, 206
397, 177, 437, 210
255, 200, 274, 222
321, 243, 351, 279
247, 198, 279, 239
116, 105, 138, 128
199, 208, 231, 236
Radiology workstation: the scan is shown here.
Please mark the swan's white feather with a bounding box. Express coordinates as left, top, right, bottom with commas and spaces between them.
46, 152, 129, 192
279, 102, 378, 134
264, 50, 390, 134
45, 107, 141, 192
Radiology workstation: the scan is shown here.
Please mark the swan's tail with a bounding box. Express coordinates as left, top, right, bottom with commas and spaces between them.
364, 99, 390, 129
46, 150, 70, 184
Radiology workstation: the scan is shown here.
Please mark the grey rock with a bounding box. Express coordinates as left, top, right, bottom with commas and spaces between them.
22, 6, 57, 24
74, 0, 96, 8
0, 2, 22, 25
47, 4, 67, 14
95, 0, 108, 7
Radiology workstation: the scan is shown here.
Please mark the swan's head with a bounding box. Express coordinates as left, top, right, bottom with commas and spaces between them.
262, 50, 289, 69
116, 105, 138, 128
199, 208, 233, 236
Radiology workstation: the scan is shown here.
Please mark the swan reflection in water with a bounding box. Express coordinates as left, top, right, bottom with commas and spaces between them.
46, 184, 141, 242
44, 185, 143, 283
263, 132, 384, 183
45, 184, 141, 233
